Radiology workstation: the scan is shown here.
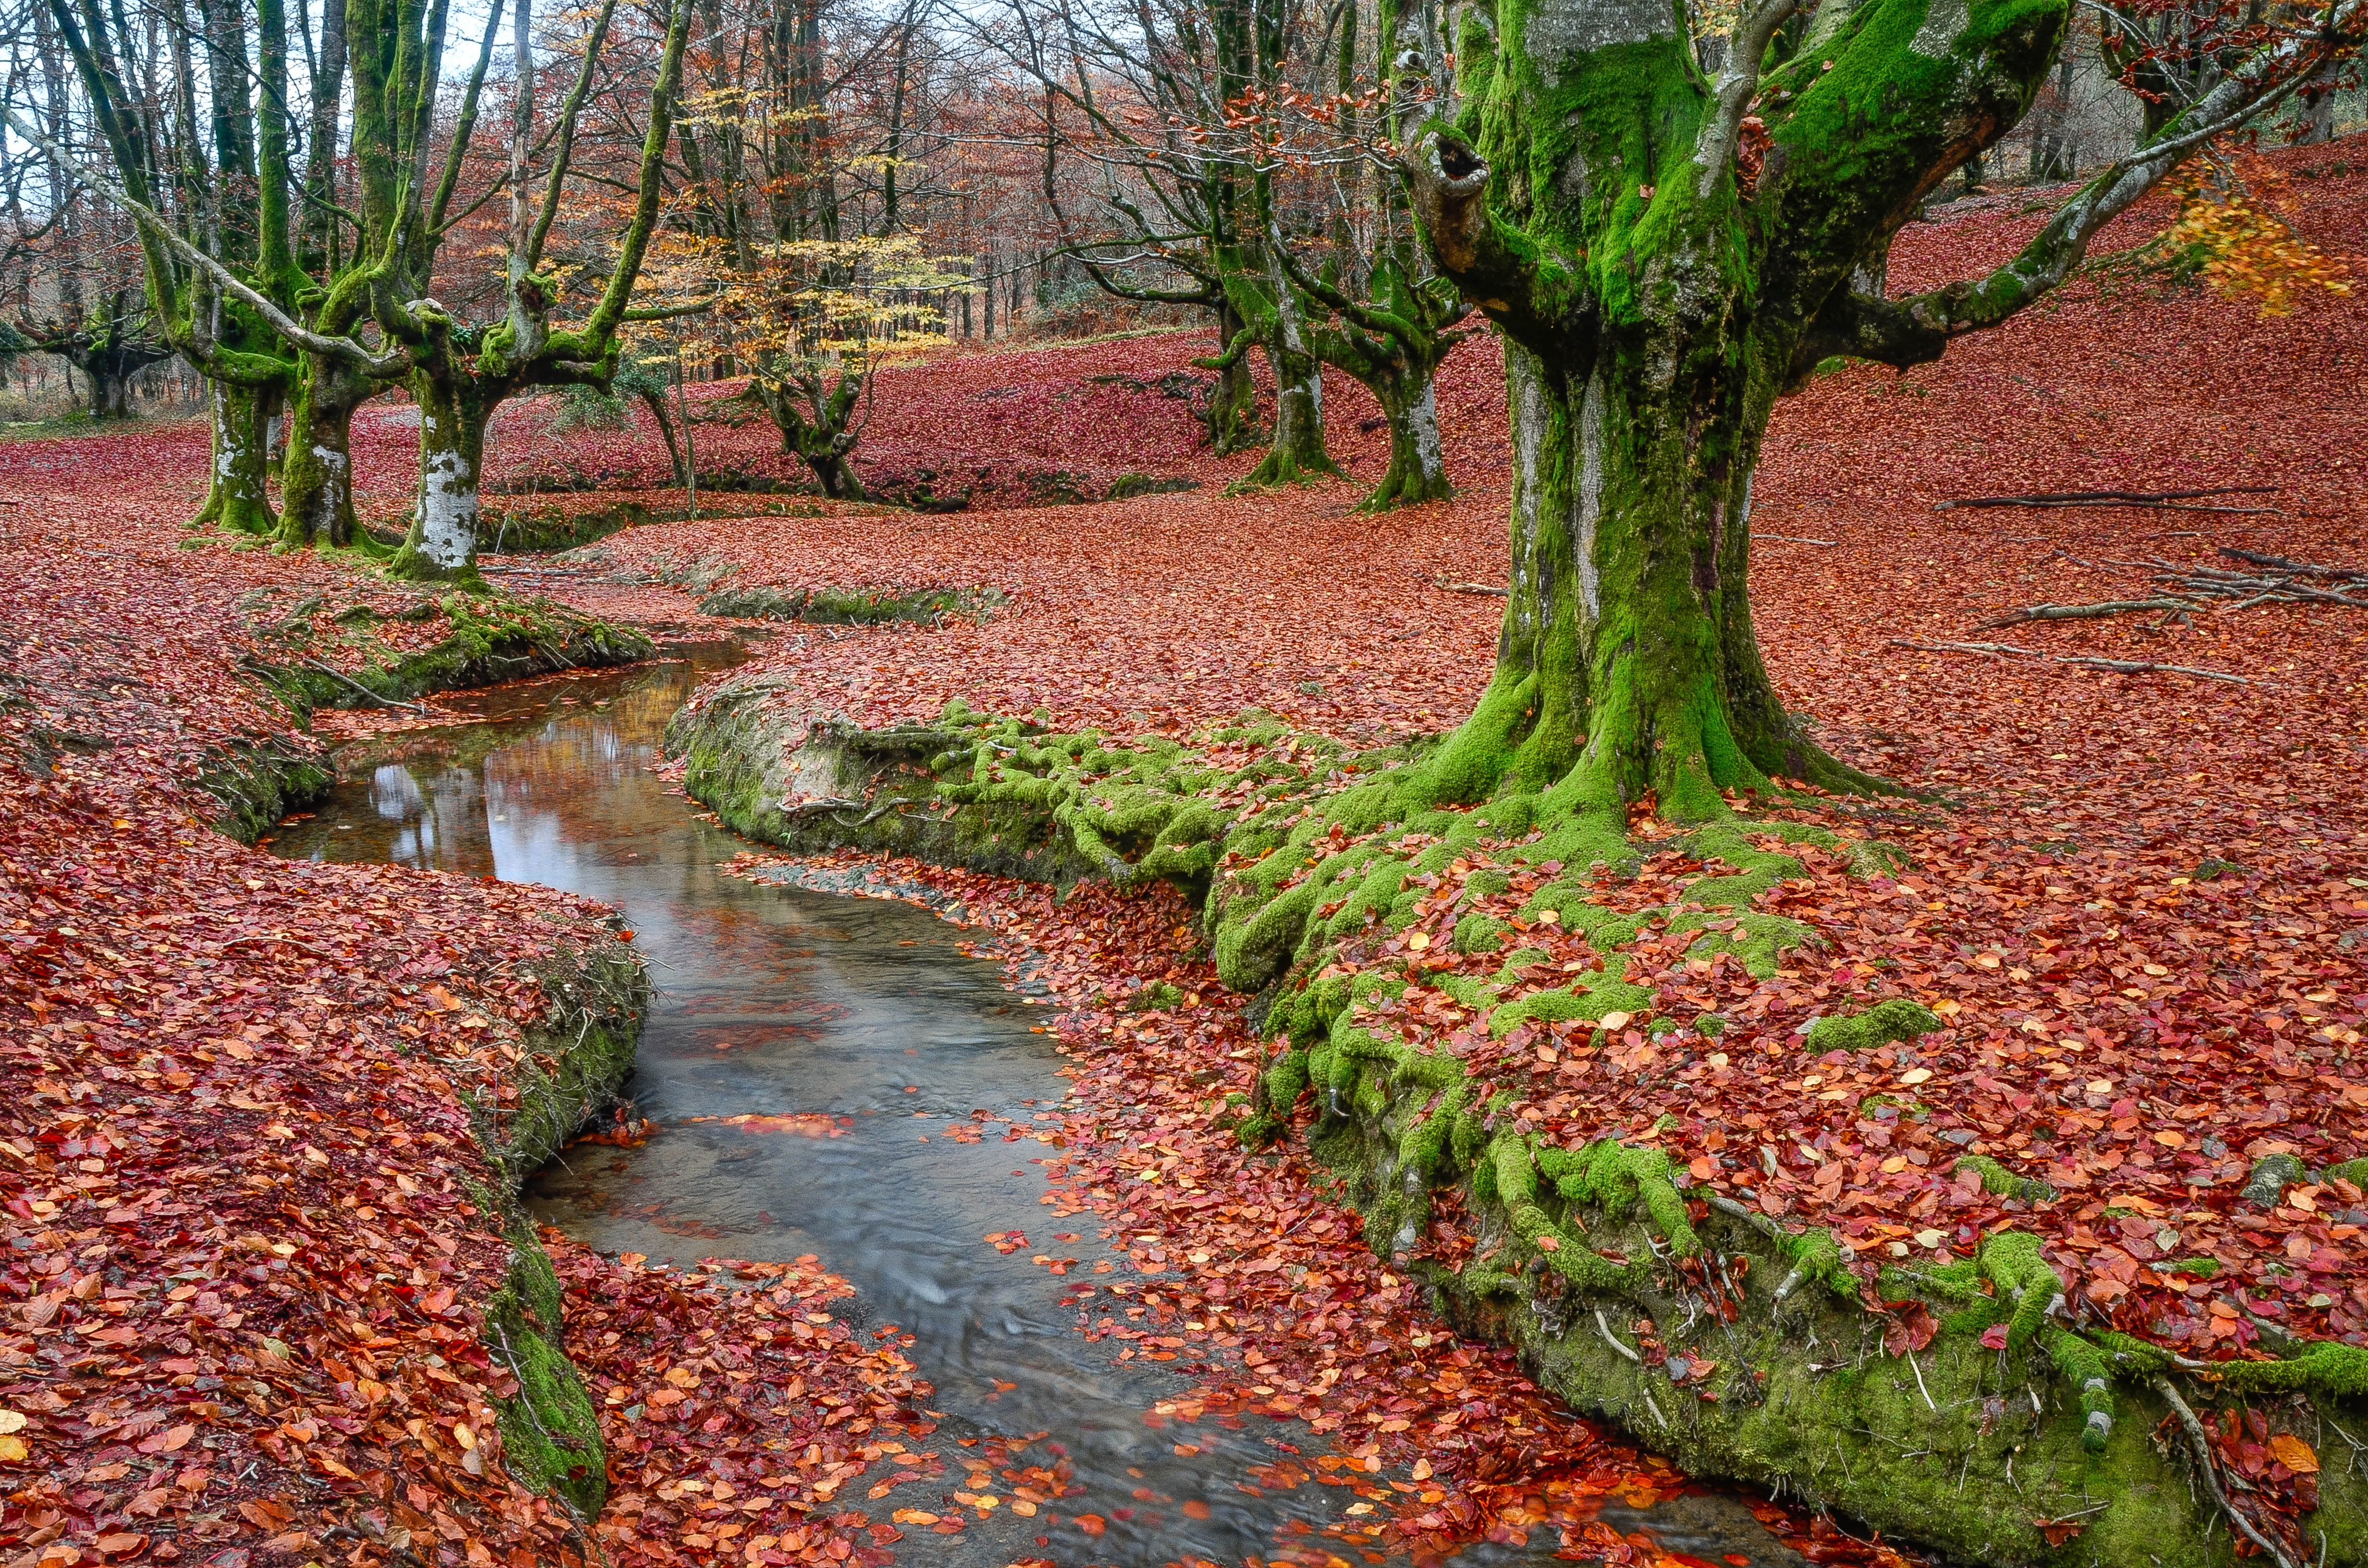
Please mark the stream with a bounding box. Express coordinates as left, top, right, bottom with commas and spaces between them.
265, 649, 1810, 1568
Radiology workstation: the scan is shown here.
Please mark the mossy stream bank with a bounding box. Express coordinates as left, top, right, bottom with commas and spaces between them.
666, 682, 2368, 1568
217, 627, 658, 1519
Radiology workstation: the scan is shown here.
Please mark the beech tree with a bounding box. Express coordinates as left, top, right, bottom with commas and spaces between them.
17, 0, 692, 570
1385, 0, 2362, 819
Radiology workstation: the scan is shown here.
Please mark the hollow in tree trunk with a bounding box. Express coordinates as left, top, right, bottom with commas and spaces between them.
196, 379, 282, 537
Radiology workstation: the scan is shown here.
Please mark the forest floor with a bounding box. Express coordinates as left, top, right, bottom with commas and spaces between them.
3, 138, 2366, 1568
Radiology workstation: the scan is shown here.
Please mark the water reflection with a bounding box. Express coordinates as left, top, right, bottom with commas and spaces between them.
266, 651, 1806, 1568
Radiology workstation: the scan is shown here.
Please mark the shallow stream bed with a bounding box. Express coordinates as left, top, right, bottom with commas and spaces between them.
265, 651, 1808, 1568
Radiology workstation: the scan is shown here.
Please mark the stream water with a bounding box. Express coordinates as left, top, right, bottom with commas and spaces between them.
265, 651, 1809, 1568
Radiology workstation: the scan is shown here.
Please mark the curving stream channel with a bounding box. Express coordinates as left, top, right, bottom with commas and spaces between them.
265, 649, 1810, 1568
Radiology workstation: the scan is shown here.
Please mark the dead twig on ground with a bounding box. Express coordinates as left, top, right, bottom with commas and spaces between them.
1891, 639, 2253, 685
1977, 599, 2191, 629
2059, 657, 2254, 685
2154, 1376, 2304, 1568
1936, 486, 2278, 509
1887, 638, 2045, 659
1753, 534, 1839, 545
1975, 548, 2368, 631
1427, 573, 1509, 597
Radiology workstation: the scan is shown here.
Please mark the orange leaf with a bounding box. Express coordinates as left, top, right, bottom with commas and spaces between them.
2269, 1433, 2319, 1475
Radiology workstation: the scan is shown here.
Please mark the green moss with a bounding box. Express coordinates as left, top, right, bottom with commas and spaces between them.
698, 582, 1005, 625
1538, 1138, 1698, 1255
2045, 1327, 2116, 1452
1952, 1153, 2058, 1205
485, 1225, 607, 1516
1973, 1231, 2063, 1354
2322, 1156, 2368, 1189
1805, 998, 1946, 1054
194, 737, 335, 844
2202, 1339, 2368, 1399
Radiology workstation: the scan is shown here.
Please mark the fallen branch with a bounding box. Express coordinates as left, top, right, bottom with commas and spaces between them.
1753, 534, 1838, 546
2220, 547, 2368, 582
1887, 638, 2045, 659
1890, 640, 2252, 684
298, 658, 434, 714
1936, 486, 2278, 509
1432, 575, 1509, 597
2153, 1375, 2304, 1568
2059, 657, 2254, 685
1976, 599, 2192, 629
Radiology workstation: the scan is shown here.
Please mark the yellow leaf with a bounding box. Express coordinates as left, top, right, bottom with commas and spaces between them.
1598, 1010, 1631, 1031
1405, 932, 1430, 952
0, 1434, 25, 1462
0, 1410, 24, 1435
1899, 1067, 1934, 1086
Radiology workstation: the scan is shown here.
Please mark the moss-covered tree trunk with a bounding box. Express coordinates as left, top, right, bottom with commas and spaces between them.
752, 364, 868, 501
197, 379, 282, 536
1478, 341, 1820, 816
1204, 298, 1261, 454
1366, 372, 1454, 510
1396, 0, 2078, 819
1231, 258, 1344, 490
276, 352, 375, 549
389, 367, 498, 576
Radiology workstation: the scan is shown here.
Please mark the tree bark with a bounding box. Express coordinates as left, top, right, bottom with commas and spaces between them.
1204, 298, 1259, 454
1230, 256, 1343, 488
276, 352, 373, 548
388, 368, 496, 576
1365, 375, 1453, 510
197, 379, 281, 536
1394, 0, 2069, 817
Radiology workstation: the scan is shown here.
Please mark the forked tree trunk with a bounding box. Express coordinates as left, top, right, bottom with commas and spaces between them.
196, 380, 281, 536
277, 354, 373, 548
389, 370, 495, 576
754, 366, 867, 501
1397, 0, 2064, 821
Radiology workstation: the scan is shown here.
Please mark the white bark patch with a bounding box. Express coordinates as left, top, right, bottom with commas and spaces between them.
1574, 371, 1606, 620
212, 385, 244, 480
303, 445, 350, 529
1509, 354, 1548, 638
1910, 0, 1970, 57
1523, 0, 1677, 84
419, 440, 480, 568
1410, 381, 1445, 483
